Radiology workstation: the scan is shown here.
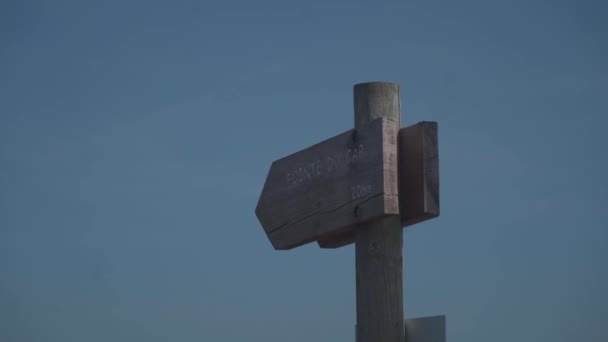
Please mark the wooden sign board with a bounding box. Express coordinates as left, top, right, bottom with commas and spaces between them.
399, 121, 439, 226
255, 118, 399, 250
317, 121, 439, 248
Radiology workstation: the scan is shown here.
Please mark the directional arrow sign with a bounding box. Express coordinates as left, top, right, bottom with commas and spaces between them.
255, 118, 399, 250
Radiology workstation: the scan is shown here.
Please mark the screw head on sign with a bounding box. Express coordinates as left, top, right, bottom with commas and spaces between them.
354, 205, 361, 217
369, 240, 380, 255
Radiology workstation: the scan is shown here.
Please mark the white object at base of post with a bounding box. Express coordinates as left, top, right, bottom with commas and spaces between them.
405, 315, 446, 342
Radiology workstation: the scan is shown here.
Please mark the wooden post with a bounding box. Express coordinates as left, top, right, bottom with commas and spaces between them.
354, 82, 403, 342
255, 82, 443, 340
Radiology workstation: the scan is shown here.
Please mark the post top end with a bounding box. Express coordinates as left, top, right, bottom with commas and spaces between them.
354, 81, 400, 89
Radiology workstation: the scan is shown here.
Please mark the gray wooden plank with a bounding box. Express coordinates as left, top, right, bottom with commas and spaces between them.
318, 121, 440, 248
255, 117, 399, 250
399, 121, 439, 227
353, 82, 403, 342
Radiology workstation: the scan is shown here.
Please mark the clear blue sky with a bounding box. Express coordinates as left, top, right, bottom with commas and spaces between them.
1, 0, 606, 341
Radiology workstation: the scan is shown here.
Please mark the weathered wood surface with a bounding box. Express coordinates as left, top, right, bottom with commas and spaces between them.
318, 121, 440, 248
353, 82, 403, 342
255, 117, 399, 250
399, 121, 439, 227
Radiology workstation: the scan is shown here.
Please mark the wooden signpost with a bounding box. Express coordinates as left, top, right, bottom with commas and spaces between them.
255, 82, 443, 342
256, 117, 399, 250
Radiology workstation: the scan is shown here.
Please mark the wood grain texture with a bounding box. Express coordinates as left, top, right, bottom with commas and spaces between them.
399, 121, 439, 227
352, 82, 404, 342
318, 121, 440, 248
255, 118, 399, 250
